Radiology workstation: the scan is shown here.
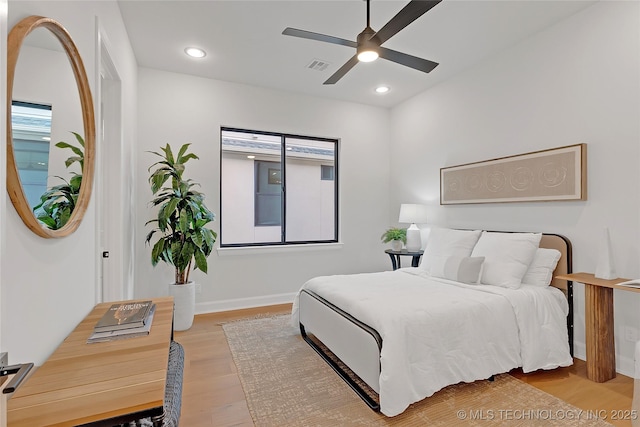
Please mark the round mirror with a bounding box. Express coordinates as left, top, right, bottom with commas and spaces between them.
6, 16, 95, 238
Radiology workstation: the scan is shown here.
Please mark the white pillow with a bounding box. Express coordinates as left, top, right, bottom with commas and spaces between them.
420, 227, 431, 250
522, 248, 562, 287
430, 256, 485, 284
420, 228, 482, 274
470, 231, 542, 289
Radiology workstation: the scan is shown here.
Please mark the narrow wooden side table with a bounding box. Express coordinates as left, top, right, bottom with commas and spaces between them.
555, 272, 636, 383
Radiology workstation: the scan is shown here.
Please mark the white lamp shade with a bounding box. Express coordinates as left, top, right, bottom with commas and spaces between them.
398, 204, 428, 224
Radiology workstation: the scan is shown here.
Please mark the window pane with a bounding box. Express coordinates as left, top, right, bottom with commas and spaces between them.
255, 161, 281, 226
285, 137, 336, 242
11, 101, 52, 209
221, 130, 282, 245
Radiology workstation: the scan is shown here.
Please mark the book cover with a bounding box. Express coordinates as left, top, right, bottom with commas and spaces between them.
88, 304, 156, 343
616, 279, 640, 288
94, 300, 153, 332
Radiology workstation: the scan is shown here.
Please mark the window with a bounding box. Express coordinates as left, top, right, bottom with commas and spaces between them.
321, 165, 334, 181
220, 127, 338, 246
10, 101, 53, 208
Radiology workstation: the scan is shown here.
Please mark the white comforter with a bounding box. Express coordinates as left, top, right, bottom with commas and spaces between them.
291, 268, 573, 417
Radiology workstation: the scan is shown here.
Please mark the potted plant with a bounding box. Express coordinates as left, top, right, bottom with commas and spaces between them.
145, 143, 217, 331
32, 132, 85, 229
381, 227, 406, 251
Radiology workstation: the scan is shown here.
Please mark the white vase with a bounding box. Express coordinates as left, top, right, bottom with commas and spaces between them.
168, 281, 196, 331
391, 240, 403, 251
594, 227, 616, 280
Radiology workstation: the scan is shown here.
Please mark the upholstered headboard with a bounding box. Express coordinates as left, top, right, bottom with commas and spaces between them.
540, 233, 574, 355
540, 233, 572, 292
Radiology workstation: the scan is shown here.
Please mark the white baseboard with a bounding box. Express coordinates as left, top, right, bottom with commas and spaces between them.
195, 292, 296, 315
572, 340, 634, 378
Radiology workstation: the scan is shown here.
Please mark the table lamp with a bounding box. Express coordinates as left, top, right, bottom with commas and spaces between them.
398, 204, 428, 252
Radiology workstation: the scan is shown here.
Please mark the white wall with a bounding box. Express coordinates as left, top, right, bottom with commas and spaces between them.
1, 0, 137, 365
136, 68, 391, 311
390, 1, 640, 376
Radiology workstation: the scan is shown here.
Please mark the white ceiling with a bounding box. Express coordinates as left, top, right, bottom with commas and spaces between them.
117, 0, 597, 108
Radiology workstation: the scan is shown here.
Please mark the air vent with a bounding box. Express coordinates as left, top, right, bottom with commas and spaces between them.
306, 59, 330, 72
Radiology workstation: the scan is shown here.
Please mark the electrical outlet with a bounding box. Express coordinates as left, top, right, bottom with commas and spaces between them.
0, 352, 7, 367
195, 283, 202, 294
624, 326, 638, 342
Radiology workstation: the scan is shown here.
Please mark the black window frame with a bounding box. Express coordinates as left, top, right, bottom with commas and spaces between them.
220, 126, 339, 248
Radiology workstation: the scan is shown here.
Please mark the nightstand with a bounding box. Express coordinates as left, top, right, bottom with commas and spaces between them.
384, 249, 424, 270
555, 272, 635, 383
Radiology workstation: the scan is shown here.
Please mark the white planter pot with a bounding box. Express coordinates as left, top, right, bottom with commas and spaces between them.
391, 240, 403, 251
168, 282, 195, 331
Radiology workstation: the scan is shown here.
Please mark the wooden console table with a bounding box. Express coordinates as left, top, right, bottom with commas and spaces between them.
7, 297, 174, 426
555, 272, 637, 383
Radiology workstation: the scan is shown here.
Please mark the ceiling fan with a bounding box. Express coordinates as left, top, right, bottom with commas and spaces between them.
282, 0, 442, 85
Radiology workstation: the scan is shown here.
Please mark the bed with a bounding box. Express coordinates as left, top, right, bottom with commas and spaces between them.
291, 230, 574, 417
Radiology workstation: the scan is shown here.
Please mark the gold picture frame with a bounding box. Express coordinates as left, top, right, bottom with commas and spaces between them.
440, 144, 587, 205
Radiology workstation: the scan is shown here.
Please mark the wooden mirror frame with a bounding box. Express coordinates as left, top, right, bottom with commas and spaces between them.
6, 16, 95, 238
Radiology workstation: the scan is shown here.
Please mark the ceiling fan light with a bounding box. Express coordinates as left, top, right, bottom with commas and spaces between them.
357, 49, 378, 62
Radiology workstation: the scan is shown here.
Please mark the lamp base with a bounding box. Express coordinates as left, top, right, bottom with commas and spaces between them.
405, 224, 421, 252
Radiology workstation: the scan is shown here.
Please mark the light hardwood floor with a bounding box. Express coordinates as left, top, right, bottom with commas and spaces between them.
174, 304, 634, 427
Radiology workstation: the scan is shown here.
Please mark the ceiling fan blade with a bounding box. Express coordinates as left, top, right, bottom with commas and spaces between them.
324, 55, 359, 85
282, 27, 357, 48
378, 47, 438, 73
374, 0, 442, 45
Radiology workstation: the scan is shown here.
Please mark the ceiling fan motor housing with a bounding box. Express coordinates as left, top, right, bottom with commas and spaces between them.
356, 26, 380, 60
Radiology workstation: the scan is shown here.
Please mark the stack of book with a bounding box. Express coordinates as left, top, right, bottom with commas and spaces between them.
87, 300, 156, 343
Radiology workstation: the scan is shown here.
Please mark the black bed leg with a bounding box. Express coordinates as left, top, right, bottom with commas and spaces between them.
488, 375, 495, 382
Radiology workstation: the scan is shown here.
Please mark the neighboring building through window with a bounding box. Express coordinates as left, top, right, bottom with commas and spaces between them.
220, 128, 338, 246
10, 101, 53, 209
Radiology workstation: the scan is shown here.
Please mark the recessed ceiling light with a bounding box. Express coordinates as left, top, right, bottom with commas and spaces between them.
247, 155, 256, 159
375, 86, 390, 94
184, 47, 206, 58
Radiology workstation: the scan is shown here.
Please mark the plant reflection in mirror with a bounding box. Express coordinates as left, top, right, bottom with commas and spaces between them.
32, 132, 84, 230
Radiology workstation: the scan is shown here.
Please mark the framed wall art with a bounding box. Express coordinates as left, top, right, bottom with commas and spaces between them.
440, 143, 587, 205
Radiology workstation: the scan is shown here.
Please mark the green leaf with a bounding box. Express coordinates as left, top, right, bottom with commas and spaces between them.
162, 144, 175, 165
70, 175, 82, 191
71, 131, 85, 148
151, 172, 169, 194
151, 239, 165, 266
55, 141, 83, 158
180, 153, 198, 164
176, 143, 191, 162
37, 215, 56, 228
194, 249, 207, 273
64, 156, 83, 168
178, 210, 189, 233
144, 229, 157, 244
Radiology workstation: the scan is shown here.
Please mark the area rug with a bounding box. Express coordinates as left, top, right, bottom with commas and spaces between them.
223, 315, 611, 426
